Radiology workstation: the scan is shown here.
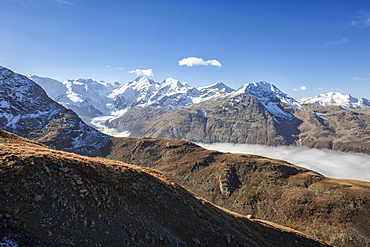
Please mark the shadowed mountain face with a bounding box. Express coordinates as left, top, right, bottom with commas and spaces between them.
107, 136, 370, 247
0, 66, 111, 157
107, 93, 302, 146
0, 129, 331, 247
295, 104, 370, 154
103, 84, 370, 155
107, 100, 370, 155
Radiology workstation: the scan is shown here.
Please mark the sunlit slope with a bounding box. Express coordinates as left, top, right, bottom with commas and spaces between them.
0, 130, 330, 246
108, 136, 370, 247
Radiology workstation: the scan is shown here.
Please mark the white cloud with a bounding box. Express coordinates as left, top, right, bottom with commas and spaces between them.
351, 76, 369, 81
178, 57, 222, 67
105, 65, 111, 68
9, 0, 76, 6
198, 143, 370, 182
325, 38, 350, 46
55, 0, 76, 6
116, 67, 125, 70
293, 86, 307, 92
351, 12, 370, 28
129, 69, 154, 77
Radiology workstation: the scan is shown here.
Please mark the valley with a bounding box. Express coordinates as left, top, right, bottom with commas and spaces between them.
1, 66, 369, 246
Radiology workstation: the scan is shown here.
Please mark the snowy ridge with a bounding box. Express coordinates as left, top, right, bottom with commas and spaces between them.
0, 66, 110, 156
231, 81, 300, 119
110, 76, 232, 110
299, 92, 370, 109
60, 78, 120, 116
28, 75, 234, 134
30, 72, 370, 137
28, 75, 67, 101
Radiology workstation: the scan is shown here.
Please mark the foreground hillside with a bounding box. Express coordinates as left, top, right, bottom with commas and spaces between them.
107, 137, 370, 247
0, 130, 330, 247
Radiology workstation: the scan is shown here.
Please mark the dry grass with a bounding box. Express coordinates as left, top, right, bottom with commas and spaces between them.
0, 130, 331, 246
108, 136, 370, 247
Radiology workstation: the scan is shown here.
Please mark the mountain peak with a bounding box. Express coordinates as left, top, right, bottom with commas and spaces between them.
234, 81, 300, 107
198, 82, 234, 93
299, 92, 370, 109
231, 81, 300, 120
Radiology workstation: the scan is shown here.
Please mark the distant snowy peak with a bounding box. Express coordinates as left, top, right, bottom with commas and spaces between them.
63, 78, 120, 96
107, 76, 235, 111
27, 75, 67, 101
198, 82, 234, 93
234, 81, 300, 107
300, 92, 370, 109
230, 81, 300, 119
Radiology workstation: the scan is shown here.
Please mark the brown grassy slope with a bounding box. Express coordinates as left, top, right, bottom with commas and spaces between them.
107, 136, 370, 247
0, 130, 331, 247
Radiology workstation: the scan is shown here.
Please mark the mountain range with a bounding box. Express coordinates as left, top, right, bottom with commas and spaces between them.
0, 67, 111, 156
29, 72, 370, 155
1, 66, 370, 246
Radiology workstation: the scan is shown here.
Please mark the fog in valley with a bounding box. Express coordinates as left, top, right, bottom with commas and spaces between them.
198, 143, 370, 182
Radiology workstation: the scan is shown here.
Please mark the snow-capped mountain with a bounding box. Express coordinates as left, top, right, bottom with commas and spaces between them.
7, 66, 370, 155
29, 75, 122, 121
29, 74, 306, 134
299, 92, 370, 109
60, 78, 120, 117
0, 67, 111, 156
110, 76, 233, 110
27, 75, 67, 101
231, 81, 300, 119
28, 75, 235, 133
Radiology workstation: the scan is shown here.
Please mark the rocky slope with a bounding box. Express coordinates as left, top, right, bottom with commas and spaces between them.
295, 104, 370, 154
0, 129, 331, 247
103, 80, 303, 143
106, 90, 370, 154
107, 136, 370, 247
0, 66, 111, 156
107, 92, 301, 145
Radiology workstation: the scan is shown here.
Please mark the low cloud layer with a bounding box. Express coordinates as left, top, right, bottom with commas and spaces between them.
178, 57, 222, 67
198, 143, 370, 182
129, 69, 154, 77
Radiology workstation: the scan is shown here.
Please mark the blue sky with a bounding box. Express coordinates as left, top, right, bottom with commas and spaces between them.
1, 0, 370, 99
